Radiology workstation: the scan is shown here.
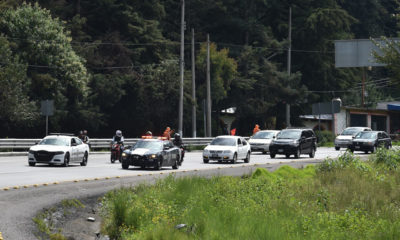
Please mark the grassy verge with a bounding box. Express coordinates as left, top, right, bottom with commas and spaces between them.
100, 149, 400, 239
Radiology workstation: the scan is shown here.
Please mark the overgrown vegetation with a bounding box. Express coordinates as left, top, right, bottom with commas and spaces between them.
101, 148, 400, 239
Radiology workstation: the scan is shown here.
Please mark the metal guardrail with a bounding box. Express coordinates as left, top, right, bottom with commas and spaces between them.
0, 137, 215, 150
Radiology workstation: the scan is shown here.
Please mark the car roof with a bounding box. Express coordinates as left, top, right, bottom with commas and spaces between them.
346, 127, 370, 130
258, 130, 280, 133
281, 128, 309, 132
215, 135, 242, 139
44, 135, 74, 139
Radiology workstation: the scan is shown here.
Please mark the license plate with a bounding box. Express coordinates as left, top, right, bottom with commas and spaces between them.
148, 159, 153, 162
355, 146, 360, 149
278, 149, 284, 153
212, 154, 218, 158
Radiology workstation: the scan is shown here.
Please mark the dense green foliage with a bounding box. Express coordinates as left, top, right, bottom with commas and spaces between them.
0, 0, 398, 137
101, 149, 400, 239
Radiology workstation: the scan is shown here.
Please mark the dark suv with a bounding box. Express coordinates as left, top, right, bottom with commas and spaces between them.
269, 129, 317, 159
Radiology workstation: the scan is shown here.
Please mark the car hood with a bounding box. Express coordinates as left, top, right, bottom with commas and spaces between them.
336, 135, 353, 140
272, 139, 297, 144
129, 148, 159, 156
205, 145, 236, 151
29, 145, 70, 152
249, 139, 272, 144
353, 139, 375, 143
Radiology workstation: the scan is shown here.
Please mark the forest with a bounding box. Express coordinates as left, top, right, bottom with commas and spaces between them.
0, 0, 399, 138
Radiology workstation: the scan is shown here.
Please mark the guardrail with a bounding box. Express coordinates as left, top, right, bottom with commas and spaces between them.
0, 137, 215, 150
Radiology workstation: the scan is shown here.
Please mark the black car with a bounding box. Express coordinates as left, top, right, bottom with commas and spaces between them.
349, 131, 392, 153
269, 129, 317, 159
121, 138, 181, 170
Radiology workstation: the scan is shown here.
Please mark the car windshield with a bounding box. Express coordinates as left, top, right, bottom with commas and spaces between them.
39, 138, 69, 146
341, 128, 363, 136
132, 140, 163, 151
276, 130, 301, 139
355, 132, 377, 139
210, 138, 236, 146
252, 132, 275, 139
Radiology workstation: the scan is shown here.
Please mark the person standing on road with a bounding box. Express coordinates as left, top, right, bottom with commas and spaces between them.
253, 124, 260, 135
163, 127, 173, 140
83, 130, 90, 148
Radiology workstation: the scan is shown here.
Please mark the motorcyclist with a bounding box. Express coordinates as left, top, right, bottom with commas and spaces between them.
173, 133, 184, 164
112, 130, 124, 145
173, 133, 183, 147
78, 130, 84, 141
83, 130, 90, 145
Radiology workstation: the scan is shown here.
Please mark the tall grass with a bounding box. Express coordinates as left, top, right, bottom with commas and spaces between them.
101, 149, 400, 239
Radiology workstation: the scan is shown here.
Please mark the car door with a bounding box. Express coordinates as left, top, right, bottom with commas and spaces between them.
241, 138, 250, 155
237, 138, 245, 159
163, 142, 172, 165
75, 137, 84, 161
376, 133, 384, 148
384, 132, 391, 147
70, 138, 78, 162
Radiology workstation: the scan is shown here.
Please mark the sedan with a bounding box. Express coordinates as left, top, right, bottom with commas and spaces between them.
249, 130, 280, 154
28, 134, 89, 167
349, 131, 391, 153
203, 136, 251, 164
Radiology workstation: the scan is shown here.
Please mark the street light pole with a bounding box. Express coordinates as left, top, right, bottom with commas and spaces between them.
178, 0, 185, 136
286, 6, 292, 128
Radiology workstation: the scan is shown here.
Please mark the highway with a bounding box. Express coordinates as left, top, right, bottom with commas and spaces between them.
0, 148, 350, 189
0, 147, 367, 239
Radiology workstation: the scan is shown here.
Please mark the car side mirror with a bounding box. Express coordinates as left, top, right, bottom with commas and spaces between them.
352, 136, 355, 139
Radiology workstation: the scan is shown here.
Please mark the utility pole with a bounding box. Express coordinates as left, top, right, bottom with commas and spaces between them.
191, 28, 197, 137
362, 67, 365, 107
206, 34, 212, 137
286, 6, 292, 128
178, 0, 185, 136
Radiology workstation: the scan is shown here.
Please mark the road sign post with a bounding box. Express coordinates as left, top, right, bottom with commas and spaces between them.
41, 100, 54, 136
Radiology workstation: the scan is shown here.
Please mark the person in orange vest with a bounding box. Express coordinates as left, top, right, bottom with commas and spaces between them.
253, 124, 260, 135
163, 127, 174, 140
230, 128, 236, 136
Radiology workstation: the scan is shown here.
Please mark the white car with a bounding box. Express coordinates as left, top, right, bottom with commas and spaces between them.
334, 127, 371, 150
203, 136, 251, 164
249, 130, 280, 154
28, 134, 90, 167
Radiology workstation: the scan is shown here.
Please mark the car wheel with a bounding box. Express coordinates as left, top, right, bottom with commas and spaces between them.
155, 159, 162, 170
371, 146, 377, 153
285, 154, 290, 158
63, 153, 70, 167
122, 160, 129, 169
335, 146, 340, 151
294, 148, 300, 159
244, 152, 250, 163
364, 151, 369, 154
309, 148, 315, 158
232, 153, 237, 164
203, 158, 209, 163
172, 156, 179, 169
29, 162, 35, 167
262, 151, 267, 154
270, 152, 276, 159
110, 153, 115, 163
80, 152, 88, 166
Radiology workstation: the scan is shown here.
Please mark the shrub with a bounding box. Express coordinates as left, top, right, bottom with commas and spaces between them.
315, 130, 334, 147
317, 151, 371, 173
370, 147, 400, 170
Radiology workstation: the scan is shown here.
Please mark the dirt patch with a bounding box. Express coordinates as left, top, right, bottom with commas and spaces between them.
33, 195, 109, 240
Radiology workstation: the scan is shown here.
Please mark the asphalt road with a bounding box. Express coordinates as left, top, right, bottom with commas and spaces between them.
0, 147, 368, 239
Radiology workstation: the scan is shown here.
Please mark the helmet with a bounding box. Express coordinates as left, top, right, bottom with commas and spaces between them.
174, 133, 181, 139
146, 131, 152, 136
116, 130, 122, 137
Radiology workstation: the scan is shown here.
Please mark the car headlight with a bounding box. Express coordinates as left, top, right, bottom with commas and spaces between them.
150, 154, 157, 159
203, 149, 209, 154
291, 140, 299, 146
122, 152, 127, 157
54, 151, 64, 155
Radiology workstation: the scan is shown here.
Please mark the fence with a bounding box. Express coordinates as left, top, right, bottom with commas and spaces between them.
0, 138, 215, 150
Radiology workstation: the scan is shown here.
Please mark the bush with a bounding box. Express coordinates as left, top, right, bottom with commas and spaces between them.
315, 130, 334, 147
370, 147, 400, 170
317, 151, 371, 173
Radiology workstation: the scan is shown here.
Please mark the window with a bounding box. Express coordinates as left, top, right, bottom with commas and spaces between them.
75, 138, 82, 145
242, 139, 247, 145
237, 138, 242, 145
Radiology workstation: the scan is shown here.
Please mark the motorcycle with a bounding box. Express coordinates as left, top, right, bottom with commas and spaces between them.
110, 142, 123, 163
